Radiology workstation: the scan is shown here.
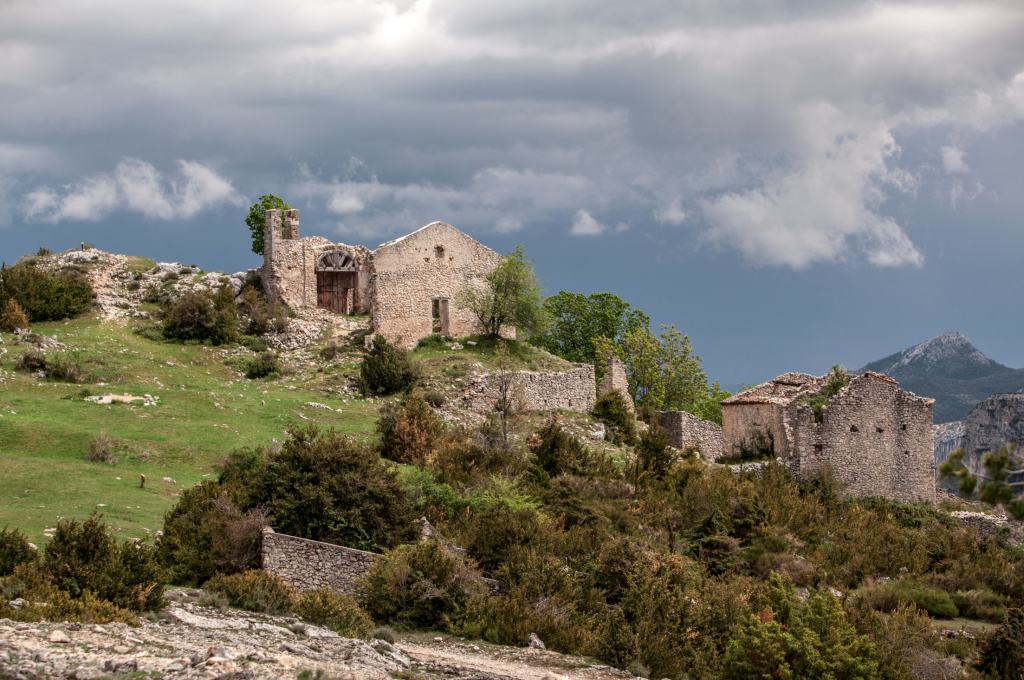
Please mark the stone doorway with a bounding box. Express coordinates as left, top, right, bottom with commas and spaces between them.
315, 251, 357, 314
432, 298, 450, 335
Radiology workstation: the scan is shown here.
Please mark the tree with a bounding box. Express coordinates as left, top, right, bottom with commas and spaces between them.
531, 291, 649, 364
455, 244, 548, 340
940, 443, 1024, 519
245, 195, 291, 256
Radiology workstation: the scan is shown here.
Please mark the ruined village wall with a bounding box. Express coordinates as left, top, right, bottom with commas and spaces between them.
464, 364, 597, 414
792, 375, 935, 504
370, 223, 502, 349
598, 357, 634, 414
261, 209, 373, 312
657, 410, 725, 460
261, 529, 377, 597
721, 402, 789, 461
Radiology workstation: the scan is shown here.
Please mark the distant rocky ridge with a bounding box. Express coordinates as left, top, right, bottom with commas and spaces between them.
961, 393, 1024, 477
858, 332, 1024, 423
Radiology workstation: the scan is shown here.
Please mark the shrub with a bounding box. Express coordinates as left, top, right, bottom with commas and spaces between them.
296, 587, 374, 638
592, 391, 637, 446
246, 352, 280, 379
86, 432, 117, 464
36, 247, 52, 257
238, 334, 269, 352
360, 334, 417, 396
204, 569, 297, 614
625, 660, 651, 678
4, 586, 139, 626
162, 290, 237, 345
127, 280, 141, 292
320, 341, 341, 361
361, 540, 481, 627
0, 298, 28, 332
849, 579, 959, 619
951, 588, 1005, 621
373, 626, 396, 643
423, 391, 445, 407
47, 351, 84, 383
416, 334, 452, 349
40, 513, 165, 612
980, 607, 1024, 680
0, 527, 36, 576
466, 505, 542, 574
0, 263, 92, 322
250, 425, 417, 552
239, 271, 264, 296
142, 284, 161, 304
376, 393, 445, 463
15, 349, 47, 373
533, 418, 616, 481
158, 482, 228, 586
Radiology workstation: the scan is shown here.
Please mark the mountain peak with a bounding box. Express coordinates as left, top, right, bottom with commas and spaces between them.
897, 332, 989, 369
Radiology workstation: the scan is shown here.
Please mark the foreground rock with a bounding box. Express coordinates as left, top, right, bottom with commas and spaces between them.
0, 590, 631, 680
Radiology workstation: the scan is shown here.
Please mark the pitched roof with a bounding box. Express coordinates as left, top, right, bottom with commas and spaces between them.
720, 372, 825, 405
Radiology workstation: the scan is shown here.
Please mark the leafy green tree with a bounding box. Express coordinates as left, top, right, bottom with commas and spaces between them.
359, 334, 418, 395
940, 443, 1024, 519
456, 244, 548, 340
245, 195, 291, 256
532, 291, 648, 364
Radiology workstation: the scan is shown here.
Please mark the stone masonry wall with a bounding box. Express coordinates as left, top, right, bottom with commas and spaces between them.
792, 373, 935, 503
598, 357, 634, 414
657, 410, 726, 460
261, 209, 373, 313
370, 222, 503, 349
464, 364, 597, 414
721, 402, 789, 462
261, 529, 378, 597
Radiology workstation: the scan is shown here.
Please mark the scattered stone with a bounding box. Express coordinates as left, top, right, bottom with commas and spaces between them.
113, 644, 130, 654
528, 632, 546, 650
465, 341, 477, 346
48, 630, 70, 643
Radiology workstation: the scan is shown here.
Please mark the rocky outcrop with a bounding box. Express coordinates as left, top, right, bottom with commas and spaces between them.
962, 393, 1024, 476
934, 420, 965, 465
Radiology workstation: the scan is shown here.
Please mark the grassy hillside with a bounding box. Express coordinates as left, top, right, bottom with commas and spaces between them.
0, 310, 380, 544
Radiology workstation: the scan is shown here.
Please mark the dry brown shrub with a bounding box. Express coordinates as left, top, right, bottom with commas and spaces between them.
86, 432, 117, 464
0, 298, 28, 332
210, 497, 269, 572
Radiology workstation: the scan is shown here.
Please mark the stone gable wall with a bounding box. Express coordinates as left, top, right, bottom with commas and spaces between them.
261, 529, 378, 596
371, 222, 502, 349
657, 410, 725, 460
464, 364, 597, 414
790, 375, 934, 503
722, 373, 934, 503
598, 357, 634, 414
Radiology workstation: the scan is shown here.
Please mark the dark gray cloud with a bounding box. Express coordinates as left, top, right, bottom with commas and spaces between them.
2, 0, 1024, 380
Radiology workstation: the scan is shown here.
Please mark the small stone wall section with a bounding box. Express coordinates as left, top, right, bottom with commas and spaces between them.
598, 357, 634, 414
657, 410, 725, 461
464, 364, 596, 414
261, 529, 378, 597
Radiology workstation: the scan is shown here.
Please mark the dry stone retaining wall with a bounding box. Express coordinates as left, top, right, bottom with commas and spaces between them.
464, 364, 596, 414
598, 358, 634, 414
657, 410, 725, 460
261, 529, 377, 597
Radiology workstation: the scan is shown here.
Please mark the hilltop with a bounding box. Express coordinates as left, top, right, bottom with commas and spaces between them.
858, 331, 1024, 423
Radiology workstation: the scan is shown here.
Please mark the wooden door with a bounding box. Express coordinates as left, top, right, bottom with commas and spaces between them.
317, 271, 356, 313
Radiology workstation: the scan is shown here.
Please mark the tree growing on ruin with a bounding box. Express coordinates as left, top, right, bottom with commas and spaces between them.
531, 291, 649, 365
245, 194, 291, 256
456, 244, 548, 340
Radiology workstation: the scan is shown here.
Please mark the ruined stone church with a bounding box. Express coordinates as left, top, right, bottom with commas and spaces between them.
259, 210, 502, 348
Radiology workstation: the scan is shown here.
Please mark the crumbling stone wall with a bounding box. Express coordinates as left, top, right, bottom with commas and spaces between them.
261, 528, 377, 596
261, 209, 373, 313
370, 222, 502, 349
598, 357, 634, 414
722, 372, 934, 503
657, 410, 725, 460
962, 393, 1024, 477
464, 364, 596, 414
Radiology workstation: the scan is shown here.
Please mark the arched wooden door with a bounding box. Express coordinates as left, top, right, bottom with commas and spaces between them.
315, 251, 358, 314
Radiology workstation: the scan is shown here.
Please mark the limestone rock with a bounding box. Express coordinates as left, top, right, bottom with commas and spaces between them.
528, 632, 546, 650
48, 630, 70, 643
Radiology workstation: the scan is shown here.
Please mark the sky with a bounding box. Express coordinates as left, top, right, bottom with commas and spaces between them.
2, 0, 1023, 386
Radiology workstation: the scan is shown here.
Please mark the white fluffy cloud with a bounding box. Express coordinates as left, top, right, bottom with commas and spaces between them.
24, 159, 244, 223
570, 209, 604, 236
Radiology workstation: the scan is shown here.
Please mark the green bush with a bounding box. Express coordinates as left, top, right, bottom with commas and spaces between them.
0, 263, 93, 322
204, 569, 297, 613
249, 425, 417, 552
0, 526, 36, 576
246, 352, 280, 379
532, 418, 616, 480
466, 505, 542, 574
157, 481, 231, 586
361, 540, 480, 627
40, 513, 165, 612
423, 391, 445, 407
634, 411, 672, 482
850, 579, 959, 619
980, 607, 1024, 680
296, 587, 374, 638
359, 334, 418, 396
161, 290, 237, 345
951, 588, 1005, 621
591, 391, 637, 446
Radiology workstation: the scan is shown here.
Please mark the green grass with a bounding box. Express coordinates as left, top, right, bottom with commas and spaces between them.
410, 335, 573, 373
0, 311, 380, 544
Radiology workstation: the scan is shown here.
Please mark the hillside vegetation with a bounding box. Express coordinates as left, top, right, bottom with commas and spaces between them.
3, 250, 1024, 679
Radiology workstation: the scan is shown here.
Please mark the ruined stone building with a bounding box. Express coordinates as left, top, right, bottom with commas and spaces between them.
260, 211, 502, 348
720, 371, 935, 503
657, 410, 726, 460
